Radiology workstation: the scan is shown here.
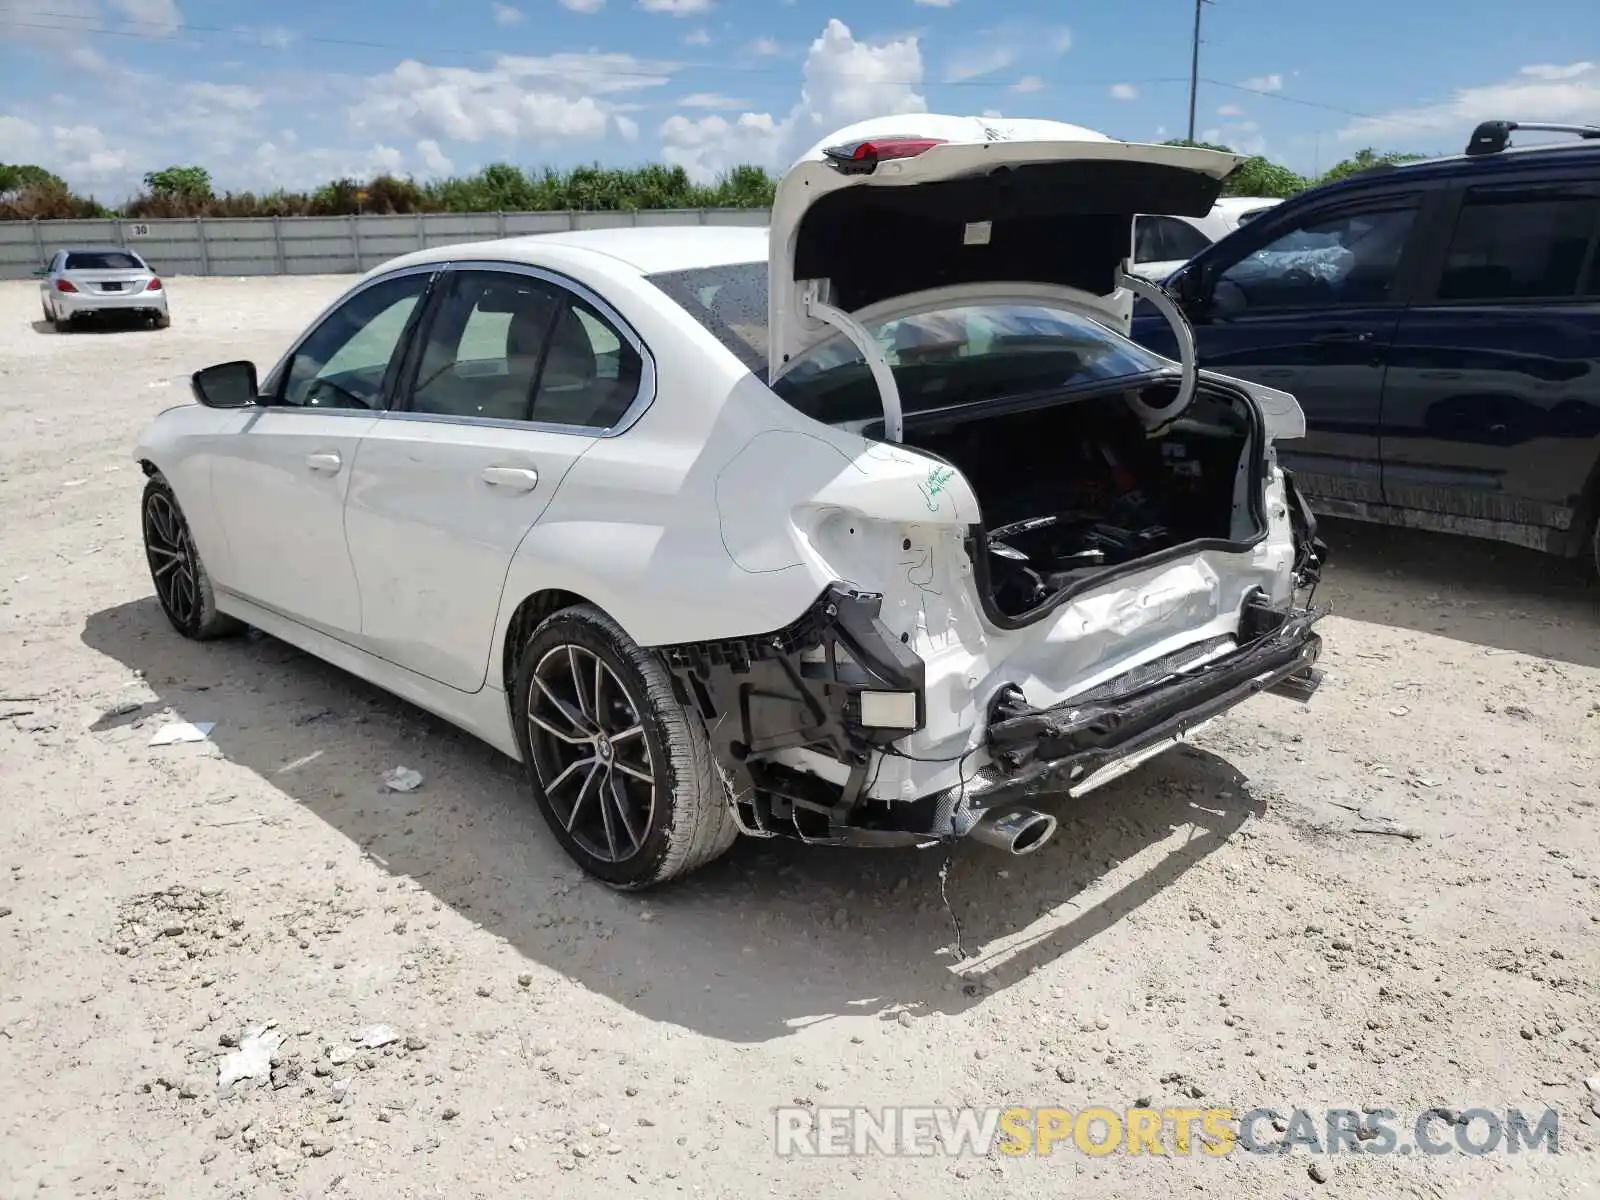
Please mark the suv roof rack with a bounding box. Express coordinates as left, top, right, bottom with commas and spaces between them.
1465, 120, 1600, 156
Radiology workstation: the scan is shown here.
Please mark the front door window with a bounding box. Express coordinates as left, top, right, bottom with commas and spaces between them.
279, 272, 432, 409
1211, 207, 1418, 314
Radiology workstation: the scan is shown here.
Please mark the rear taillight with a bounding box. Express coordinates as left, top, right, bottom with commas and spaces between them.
146, 278, 162, 291
56, 279, 77, 293
822, 135, 947, 175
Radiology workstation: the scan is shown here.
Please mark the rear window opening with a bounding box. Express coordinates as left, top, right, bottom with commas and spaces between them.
64, 251, 144, 271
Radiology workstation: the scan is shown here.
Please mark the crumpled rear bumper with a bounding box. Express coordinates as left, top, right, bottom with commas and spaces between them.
948, 600, 1324, 826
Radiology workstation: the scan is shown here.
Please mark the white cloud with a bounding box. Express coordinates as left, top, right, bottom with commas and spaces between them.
416, 139, 453, 174
0, 117, 130, 190
660, 18, 925, 182
914, 0, 957, 6
638, 0, 711, 15
683, 27, 711, 45
679, 92, 751, 108
1338, 61, 1600, 145
256, 25, 295, 48
615, 115, 639, 140
981, 108, 1002, 119
110, 0, 182, 36
1239, 73, 1283, 93
1011, 76, 1044, 94
491, 2, 524, 23
944, 45, 1014, 83
1520, 62, 1594, 81
560, 0, 605, 11
1109, 83, 1138, 101
747, 36, 781, 56
942, 22, 1069, 84
349, 52, 676, 147
1217, 103, 1245, 117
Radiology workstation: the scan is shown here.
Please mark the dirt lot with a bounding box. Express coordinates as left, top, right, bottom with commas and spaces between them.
1, 274, 1598, 1200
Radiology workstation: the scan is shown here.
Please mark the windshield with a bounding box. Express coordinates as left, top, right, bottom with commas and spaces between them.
64, 250, 143, 271
647, 262, 1171, 426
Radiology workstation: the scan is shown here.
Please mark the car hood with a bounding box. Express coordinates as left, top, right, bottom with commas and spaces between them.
766, 113, 1242, 377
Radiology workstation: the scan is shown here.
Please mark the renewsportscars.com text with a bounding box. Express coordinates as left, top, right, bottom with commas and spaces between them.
773, 1105, 1561, 1158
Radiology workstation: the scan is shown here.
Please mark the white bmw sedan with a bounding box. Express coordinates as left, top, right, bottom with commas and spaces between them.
135, 114, 1328, 890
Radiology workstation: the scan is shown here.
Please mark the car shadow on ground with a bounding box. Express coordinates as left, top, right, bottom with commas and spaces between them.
29, 314, 159, 335
82, 597, 1262, 1044
1316, 517, 1598, 668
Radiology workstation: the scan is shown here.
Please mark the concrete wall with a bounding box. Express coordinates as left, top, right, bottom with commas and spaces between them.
0, 209, 772, 280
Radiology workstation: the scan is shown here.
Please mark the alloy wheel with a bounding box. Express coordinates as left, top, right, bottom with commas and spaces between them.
525, 644, 656, 863
143, 490, 199, 629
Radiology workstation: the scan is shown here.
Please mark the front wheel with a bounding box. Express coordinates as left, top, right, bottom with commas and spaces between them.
512, 604, 738, 890
141, 476, 243, 640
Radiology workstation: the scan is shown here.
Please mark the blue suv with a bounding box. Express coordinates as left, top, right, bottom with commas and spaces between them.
1130, 120, 1600, 578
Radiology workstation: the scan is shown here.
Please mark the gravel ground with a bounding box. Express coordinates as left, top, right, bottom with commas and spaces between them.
1, 275, 1598, 1200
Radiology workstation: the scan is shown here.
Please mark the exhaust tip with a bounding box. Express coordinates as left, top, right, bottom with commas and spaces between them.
968, 806, 1058, 856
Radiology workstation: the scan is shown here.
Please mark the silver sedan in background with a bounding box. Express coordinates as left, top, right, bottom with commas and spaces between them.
36, 245, 170, 332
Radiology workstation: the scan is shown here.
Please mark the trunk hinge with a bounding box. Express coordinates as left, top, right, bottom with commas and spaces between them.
1117, 270, 1197, 434
803, 280, 905, 443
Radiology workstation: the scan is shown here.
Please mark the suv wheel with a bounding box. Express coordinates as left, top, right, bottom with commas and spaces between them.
141, 476, 244, 640
512, 604, 738, 890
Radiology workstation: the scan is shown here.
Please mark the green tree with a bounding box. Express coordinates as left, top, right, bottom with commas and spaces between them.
0, 163, 68, 195
1317, 147, 1429, 185
143, 165, 214, 202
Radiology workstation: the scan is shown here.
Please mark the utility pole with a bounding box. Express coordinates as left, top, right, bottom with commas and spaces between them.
1186, 0, 1208, 143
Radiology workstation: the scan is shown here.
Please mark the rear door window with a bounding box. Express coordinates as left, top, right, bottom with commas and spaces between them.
1135, 216, 1212, 264
1433, 184, 1600, 302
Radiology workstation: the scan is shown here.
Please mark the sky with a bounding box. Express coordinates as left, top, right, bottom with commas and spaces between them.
0, 0, 1596, 200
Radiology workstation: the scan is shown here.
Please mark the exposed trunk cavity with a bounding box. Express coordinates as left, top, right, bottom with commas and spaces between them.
901, 381, 1263, 622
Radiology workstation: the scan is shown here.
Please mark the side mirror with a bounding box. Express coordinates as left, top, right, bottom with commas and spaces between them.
32, 266, 49, 278
191, 361, 260, 409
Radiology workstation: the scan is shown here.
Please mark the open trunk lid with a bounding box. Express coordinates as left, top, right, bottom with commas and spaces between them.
767, 114, 1243, 383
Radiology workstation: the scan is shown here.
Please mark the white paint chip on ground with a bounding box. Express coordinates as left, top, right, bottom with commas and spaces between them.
354, 1024, 401, 1049
383, 766, 422, 792
149, 721, 215, 746
217, 1025, 284, 1092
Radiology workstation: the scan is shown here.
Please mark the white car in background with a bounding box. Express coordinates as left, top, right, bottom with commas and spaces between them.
37, 245, 170, 332
133, 114, 1327, 890
1127, 196, 1284, 283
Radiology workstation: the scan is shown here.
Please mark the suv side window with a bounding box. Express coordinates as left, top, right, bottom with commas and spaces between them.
1435, 184, 1600, 302
1210, 203, 1418, 313
279, 272, 431, 409
1135, 215, 1213, 264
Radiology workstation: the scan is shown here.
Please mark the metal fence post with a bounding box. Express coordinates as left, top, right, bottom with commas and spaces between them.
272, 216, 285, 274
31, 218, 45, 266
349, 213, 359, 272
416, 211, 426, 253
497, 211, 506, 238
196, 217, 210, 276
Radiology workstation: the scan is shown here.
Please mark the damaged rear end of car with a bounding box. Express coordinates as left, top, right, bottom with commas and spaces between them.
651, 114, 1329, 854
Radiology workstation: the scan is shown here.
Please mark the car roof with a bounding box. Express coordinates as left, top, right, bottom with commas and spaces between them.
57, 244, 140, 255
380, 225, 768, 278
1303, 138, 1600, 202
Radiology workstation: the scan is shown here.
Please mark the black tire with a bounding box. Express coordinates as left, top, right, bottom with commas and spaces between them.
153, 310, 171, 330
1590, 516, 1599, 584
141, 475, 244, 641
512, 604, 738, 890
54, 313, 72, 333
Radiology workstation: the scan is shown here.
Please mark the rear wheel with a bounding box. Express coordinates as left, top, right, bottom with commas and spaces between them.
512, 604, 738, 890
141, 476, 243, 640
152, 310, 171, 330
53, 311, 72, 333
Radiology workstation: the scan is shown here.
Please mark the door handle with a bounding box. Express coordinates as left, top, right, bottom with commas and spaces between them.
481, 466, 539, 491
1310, 329, 1374, 345
306, 451, 342, 473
